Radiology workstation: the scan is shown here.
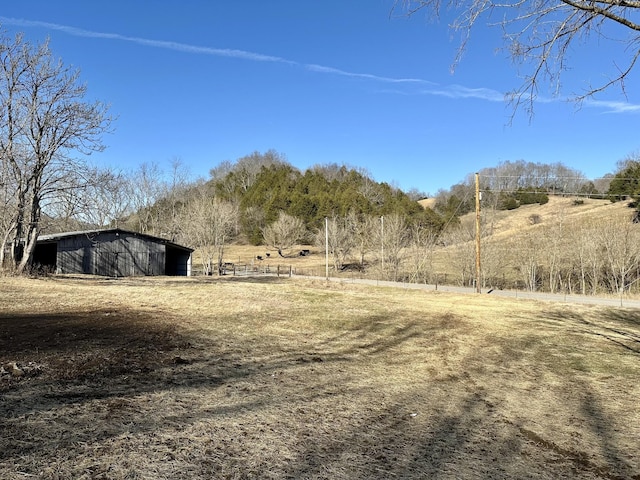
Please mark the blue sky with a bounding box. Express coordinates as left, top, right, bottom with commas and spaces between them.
1, 1, 639, 195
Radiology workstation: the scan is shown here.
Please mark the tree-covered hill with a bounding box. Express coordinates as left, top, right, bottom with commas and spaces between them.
209, 151, 444, 245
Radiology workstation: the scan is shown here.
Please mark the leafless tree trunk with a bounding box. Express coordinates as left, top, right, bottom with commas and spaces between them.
379, 213, 407, 281
179, 187, 237, 275
517, 231, 542, 292
598, 216, 640, 294
62, 167, 133, 229
129, 162, 165, 234
0, 33, 111, 274
348, 211, 376, 268
568, 219, 602, 295
317, 215, 354, 272
543, 211, 565, 293
407, 221, 438, 284
262, 211, 307, 258
440, 223, 474, 287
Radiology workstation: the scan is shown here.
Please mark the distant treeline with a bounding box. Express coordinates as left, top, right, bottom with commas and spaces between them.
430, 159, 616, 222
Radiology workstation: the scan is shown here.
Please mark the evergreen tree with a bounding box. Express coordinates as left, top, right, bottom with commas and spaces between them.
608, 159, 640, 207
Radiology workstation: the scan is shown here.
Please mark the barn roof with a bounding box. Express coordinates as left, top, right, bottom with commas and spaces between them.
37, 228, 194, 252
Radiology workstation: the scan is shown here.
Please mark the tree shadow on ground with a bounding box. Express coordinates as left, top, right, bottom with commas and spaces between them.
0, 304, 434, 471
284, 329, 639, 480
1, 304, 638, 479
0, 309, 210, 418
283, 377, 639, 479
543, 307, 640, 354
221, 275, 290, 284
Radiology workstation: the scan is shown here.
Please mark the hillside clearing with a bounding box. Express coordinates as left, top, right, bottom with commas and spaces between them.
1, 276, 639, 479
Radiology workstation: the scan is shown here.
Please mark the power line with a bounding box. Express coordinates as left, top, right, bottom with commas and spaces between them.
478, 190, 619, 198
479, 175, 612, 181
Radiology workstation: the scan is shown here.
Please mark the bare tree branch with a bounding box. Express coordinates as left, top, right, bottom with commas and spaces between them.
396, 0, 640, 113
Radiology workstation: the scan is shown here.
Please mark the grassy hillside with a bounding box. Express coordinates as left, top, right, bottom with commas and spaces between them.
1, 276, 639, 478
437, 196, 636, 289
465, 196, 629, 239
207, 196, 639, 292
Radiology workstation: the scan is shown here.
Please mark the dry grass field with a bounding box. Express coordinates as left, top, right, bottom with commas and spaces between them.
1, 275, 639, 479
215, 196, 638, 289
429, 196, 639, 290
463, 196, 631, 241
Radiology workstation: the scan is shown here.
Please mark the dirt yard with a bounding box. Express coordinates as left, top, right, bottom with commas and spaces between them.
0, 275, 638, 479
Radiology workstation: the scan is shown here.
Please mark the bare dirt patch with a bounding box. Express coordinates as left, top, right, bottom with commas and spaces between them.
1, 276, 638, 479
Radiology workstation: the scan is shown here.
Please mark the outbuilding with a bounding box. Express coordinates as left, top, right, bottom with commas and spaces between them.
32, 228, 193, 276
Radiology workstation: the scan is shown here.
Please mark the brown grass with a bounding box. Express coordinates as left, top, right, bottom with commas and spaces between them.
429, 196, 639, 289
217, 197, 638, 285
1, 275, 639, 479
468, 196, 630, 240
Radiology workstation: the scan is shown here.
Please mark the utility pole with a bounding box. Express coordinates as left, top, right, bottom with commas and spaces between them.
325, 217, 329, 280
380, 215, 384, 278
475, 172, 481, 293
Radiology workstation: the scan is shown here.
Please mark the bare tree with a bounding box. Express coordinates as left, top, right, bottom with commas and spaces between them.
407, 221, 439, 283
562, 217, 604, 295
128, 162, 165, 234
542, 209, 566, 293
443, 225, 475, 286
479, 160, 586, 193
209, 159, 234, 184
0, 33, 112, 273
225, 150, 288, 195
379, 213, 408, 281
317, 215, 355, 272
156, 157, 192, 241
75, 168, 133, 228
180, 187, 237, 275
311, 163, 349, 182
516, 229, 542, 291
358, 171, 384, 207
33, 165, 117, 232
0, 145, 20, 269
594, 175, 613, 196
262, 211, 307, 257
597, 216, 640, 293
397, 0, 640, 112
583, 222, 605, 295
348, 211, 377, 267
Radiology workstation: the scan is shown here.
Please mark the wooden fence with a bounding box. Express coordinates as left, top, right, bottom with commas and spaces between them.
191, 263, 294, 278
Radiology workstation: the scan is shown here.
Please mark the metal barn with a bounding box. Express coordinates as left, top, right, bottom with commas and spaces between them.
33, 229, 193, 276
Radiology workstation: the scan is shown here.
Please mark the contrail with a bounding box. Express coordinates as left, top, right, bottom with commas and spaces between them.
423, 84, 505, 102
305, 64, 433, 85
0, 17, 292, 63
0, 16, 431, 85
2, 16, 639, 111
586, 99, 640, 114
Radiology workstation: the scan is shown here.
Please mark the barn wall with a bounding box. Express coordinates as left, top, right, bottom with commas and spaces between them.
57, 232, 166, 276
